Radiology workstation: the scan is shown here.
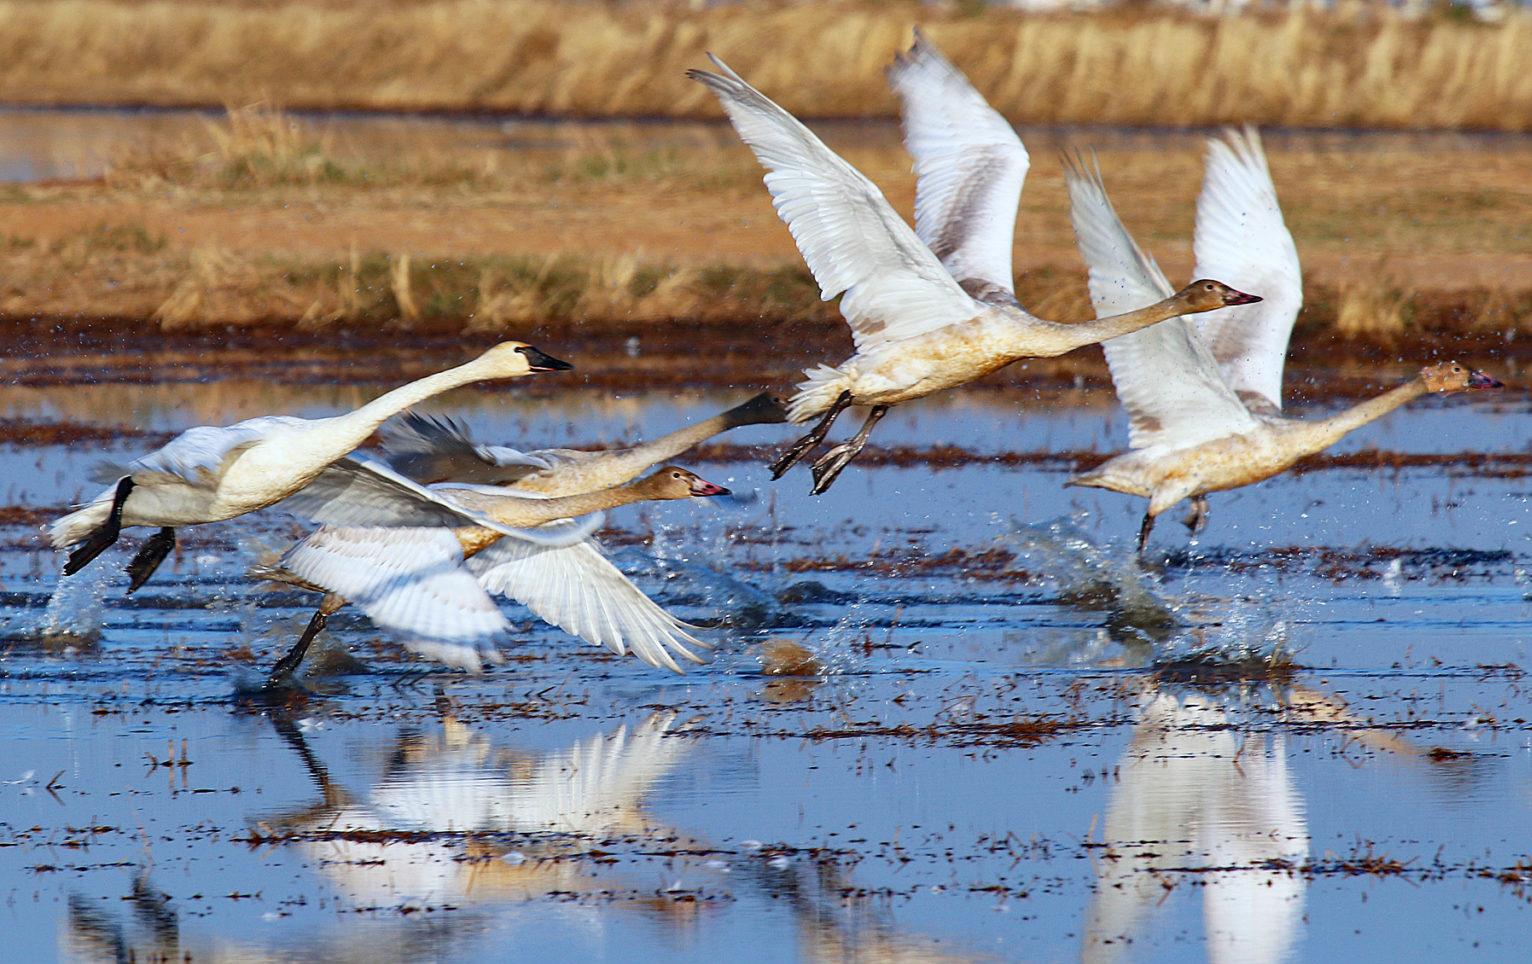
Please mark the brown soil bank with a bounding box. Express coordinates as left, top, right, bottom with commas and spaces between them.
0, 1, 1529, 132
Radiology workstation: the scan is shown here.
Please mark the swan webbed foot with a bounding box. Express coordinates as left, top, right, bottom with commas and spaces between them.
1182, 496, 1210, 536
770, 433, 824, 480
1136, 512, 1156, 555
807, 403, 888, 495
264, 609, 329, 689
125, 527, 176, 595
769, 390, 851, 479
809, 442, 860, 494
62, 476, 134, 577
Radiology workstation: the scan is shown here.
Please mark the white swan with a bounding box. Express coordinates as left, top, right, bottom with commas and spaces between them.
1062, 137, 1502, 551
48, 341, 573, 590
688, 40, 1260, 493
254, 464, 731, 678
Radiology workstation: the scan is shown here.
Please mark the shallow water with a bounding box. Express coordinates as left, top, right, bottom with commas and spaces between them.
0, 366, 1529, 962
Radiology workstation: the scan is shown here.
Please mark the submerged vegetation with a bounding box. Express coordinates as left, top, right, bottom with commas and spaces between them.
0, 1, 1529, 131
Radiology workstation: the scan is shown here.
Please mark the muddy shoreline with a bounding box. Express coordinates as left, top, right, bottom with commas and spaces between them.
2, 316, 1523, 394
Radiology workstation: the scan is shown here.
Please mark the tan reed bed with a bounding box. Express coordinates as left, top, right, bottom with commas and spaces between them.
0, 1, 1528, 131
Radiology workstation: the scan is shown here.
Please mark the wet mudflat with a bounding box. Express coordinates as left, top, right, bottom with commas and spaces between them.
0, 357, 1528, 962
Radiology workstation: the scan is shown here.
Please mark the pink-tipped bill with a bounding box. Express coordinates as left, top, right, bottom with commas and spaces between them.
689, 478, 731, 497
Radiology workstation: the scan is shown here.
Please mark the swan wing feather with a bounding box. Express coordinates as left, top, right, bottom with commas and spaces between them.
275, 525, 508, 672
129, 415, 308, 486
381, 412, 553, 485
1063, 152, 1257, 450
469, 537, 709, 675
1191, 127, 1302, 412
278, 457, 588, 545
690, 54, 981, 355
888, 30, 1027, 304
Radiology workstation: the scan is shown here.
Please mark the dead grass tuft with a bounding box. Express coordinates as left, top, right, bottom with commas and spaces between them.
1335, 262, 1413, 339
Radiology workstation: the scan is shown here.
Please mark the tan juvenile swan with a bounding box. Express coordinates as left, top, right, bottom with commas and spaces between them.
256, 465, 731, 683
1063, 143, 1502, 552
381, 390, 788, 492
688, 43, 1260, 494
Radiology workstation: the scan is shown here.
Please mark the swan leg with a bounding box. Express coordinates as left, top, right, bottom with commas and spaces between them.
1137, 512, 1157, 555
769, 391, 851, 479
264, 594, 345, 688
808, 404, 888, 495
63, 477, 135, 577
1183, 496, 1210, 535
125, 527, 176, 595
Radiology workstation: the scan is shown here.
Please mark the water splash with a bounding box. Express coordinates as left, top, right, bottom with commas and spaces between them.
1002, 514, 1298, 670
1002, 514, 1177, 637
609, 547, 781, 629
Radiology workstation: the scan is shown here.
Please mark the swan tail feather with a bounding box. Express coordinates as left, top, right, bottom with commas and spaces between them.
48, 497, 114, 549
788, 365, 852, 424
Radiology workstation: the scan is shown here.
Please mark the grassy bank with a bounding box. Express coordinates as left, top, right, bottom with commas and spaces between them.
2, 106, 1529, 352
0, 1, 1528, 131
3, 238, 1527, 351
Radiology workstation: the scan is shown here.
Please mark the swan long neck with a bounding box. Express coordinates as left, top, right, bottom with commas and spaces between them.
600, 413, 735, 483
486, 477, 653, 527
324, 359, 500, 458
1052, 295, 1192, 354
1307, 376, 1429, 449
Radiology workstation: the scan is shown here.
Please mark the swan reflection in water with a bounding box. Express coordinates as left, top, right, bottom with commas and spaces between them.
264, 710, 715, 913
1084, 686, 1309, 964
64, 707, 987, 962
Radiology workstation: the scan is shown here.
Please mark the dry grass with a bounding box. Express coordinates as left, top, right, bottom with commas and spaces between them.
2, 106, 1529, 344
0, 1, 1527, 131
1, 229, 1524, 348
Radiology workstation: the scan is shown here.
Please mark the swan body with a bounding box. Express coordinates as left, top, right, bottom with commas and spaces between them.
49, 341, 572, 589
1062, 139, 1502, 550
689, 39, 1259, 492
256, 465, 730, 677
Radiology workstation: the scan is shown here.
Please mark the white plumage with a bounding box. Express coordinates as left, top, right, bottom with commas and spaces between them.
692, 54, 980, 359
889, 27, 1030, 304
690, 40, 1259, 494
1063, 153, 1260, 452
1190, 127, 1305, 414
48, 342, 564, 585
469, 536, 708, 674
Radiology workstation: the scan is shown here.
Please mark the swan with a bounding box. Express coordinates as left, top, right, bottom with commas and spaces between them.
380, 389, 788, 491
253, 463, 731, 682
48, 341, 573, 591
688, 42, 1260, 494
1062, 138, 1503, 552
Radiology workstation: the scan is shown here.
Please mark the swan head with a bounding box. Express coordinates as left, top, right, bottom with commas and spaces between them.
1176, 279, 1263, 313
1421, 361, 1504, 394
475, 341, 574, 376
644, 466, 731, 500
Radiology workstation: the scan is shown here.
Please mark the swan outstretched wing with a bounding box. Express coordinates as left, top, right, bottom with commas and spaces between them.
128, 415, 308, 486
690, 54, 981, 355
1063, 153, 1256, 450
888, 30, 1027, 305
381, 412, 553, 485
1190, 127, 1302, 413
273, 526, 509, 672
278, 457, 580, 542
469, 537, 709, 675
